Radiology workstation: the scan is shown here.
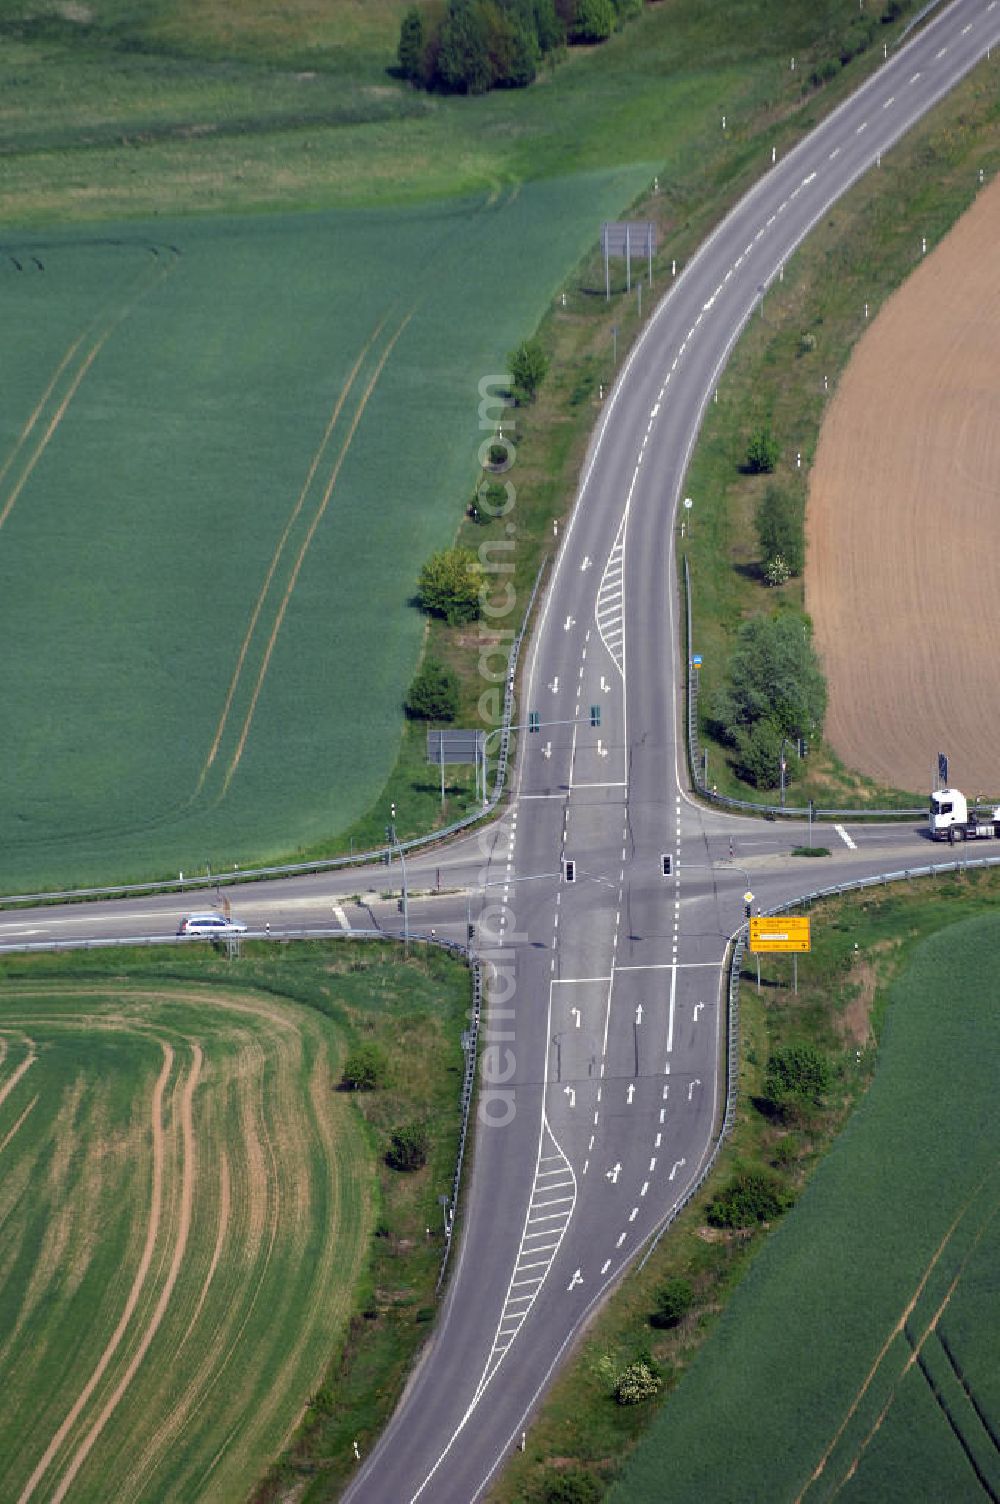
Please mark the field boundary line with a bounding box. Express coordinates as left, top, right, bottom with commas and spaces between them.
49, 1043, 202, 1503
195, 314, 389, 797
221, 310, 414, 795
17, 1040, 174, 1504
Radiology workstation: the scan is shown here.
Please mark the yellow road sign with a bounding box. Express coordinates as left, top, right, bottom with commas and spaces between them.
749, 915, 811, 953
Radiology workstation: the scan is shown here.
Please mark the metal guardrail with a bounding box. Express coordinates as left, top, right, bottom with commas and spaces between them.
0, 559, 550, 911
438, 958, 482, 1290
681, 554, 929, 821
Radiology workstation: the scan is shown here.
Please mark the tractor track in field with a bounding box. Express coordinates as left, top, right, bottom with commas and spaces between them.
17, 1039, 175, 1504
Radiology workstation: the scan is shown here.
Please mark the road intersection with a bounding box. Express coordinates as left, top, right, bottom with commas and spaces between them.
1, 4, 998, 1500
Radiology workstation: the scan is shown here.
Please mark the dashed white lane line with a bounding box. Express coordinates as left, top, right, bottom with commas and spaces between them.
829, 146, 840, 159
834, 823, 857, 850
856, 120, 868, 134
909, 71, 921, 82
883, 95, 894, 109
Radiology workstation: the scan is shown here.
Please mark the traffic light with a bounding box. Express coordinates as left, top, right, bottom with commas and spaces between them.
467, 922, 476, 944
661, 854, 672, 877
528, 711, 540, 733
590, 704, 601, 728
564, 859, 576, 883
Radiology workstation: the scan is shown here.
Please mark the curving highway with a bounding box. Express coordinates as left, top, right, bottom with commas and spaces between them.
1, 4, 998, 1500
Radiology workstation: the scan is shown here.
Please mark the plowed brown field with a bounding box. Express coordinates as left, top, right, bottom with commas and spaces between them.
806, 178, 1000, 798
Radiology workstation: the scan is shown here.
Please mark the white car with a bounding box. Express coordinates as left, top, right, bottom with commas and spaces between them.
177, 912, 248, 937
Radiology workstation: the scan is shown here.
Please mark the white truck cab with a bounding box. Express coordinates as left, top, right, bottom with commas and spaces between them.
929, 788, 1000, 841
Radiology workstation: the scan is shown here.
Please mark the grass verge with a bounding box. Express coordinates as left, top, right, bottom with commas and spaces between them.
680, 53, 999, 809
488, 865, 1000, 1501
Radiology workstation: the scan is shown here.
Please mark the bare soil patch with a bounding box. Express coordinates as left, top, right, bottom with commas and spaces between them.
806, 179, 1000, 798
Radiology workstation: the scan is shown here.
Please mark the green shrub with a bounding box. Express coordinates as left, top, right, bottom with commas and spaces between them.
756, 484, 804, 575
745, 424, 780, 474
650, 1275, 694, 1330
707, 1168, 793, 1229
417, 547, 483, 625
764, 1044, 833, 1116
386, 1122, 429, 1172
340, 1044, 386, 1091
509, 337, 549, 402
397, 7, 425, 81
542, 1466, 602, 1504
733, 718, 783, 789
710, 612, 826, 749
571, 0, 616, 43
405, 660, 460, 721
614, 1359, 662, 1405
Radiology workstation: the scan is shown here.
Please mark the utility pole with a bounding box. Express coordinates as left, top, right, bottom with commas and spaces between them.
387, 802, 409, 949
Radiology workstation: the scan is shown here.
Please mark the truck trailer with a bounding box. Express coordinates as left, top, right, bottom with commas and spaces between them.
929, 788, 1000, 842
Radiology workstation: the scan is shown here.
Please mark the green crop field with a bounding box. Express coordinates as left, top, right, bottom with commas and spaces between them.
610, 911, 1000, 1503
0, 171, 649, 892
0, 965, 369, 1502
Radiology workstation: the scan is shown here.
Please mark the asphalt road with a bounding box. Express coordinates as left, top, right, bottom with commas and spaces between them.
2, 4, 998, 1501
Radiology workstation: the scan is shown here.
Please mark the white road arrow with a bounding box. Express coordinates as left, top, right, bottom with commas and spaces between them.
600, 676, 609, 693
564, 615, 575, 631
581, 557, 591, 571
606, 1162, 621, 1184
626, 1083, 635, 1105
687, 1078, 701, 1101
563, 1085, 576, 1108
635, 1003, 643, 1024
571, 1006, 581, 1028
669, 1158, 686, 1181
693, 1001, 704, 1022
543, 741, 551, 759
550, 676, 559, 694
567, 1268, 583, 1291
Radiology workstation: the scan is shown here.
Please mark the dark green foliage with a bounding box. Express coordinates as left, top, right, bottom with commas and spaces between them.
340, 1043, 387, 1091
542, 1467, 602, 1504
437, 1, 494, 94
733, 717, 783, 790
386, 1122, 429, 1172
412, 0, 634, 95
397, 7, 425, 81
764, 1045, 833, 1118
509, 337, 549, 402
417, 547, 483, 625
707, 1168, 793, 1229
650, 1276, 694, 1330
756, 484, 804, 576
711, 613, 826, 784
614, 1358, 662, 1404
405, 660, 460, 721
745, 424, 780, 474
571, 0, 616, 42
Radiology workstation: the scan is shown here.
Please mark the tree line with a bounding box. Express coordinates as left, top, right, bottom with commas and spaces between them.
398, 0, 644, 96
